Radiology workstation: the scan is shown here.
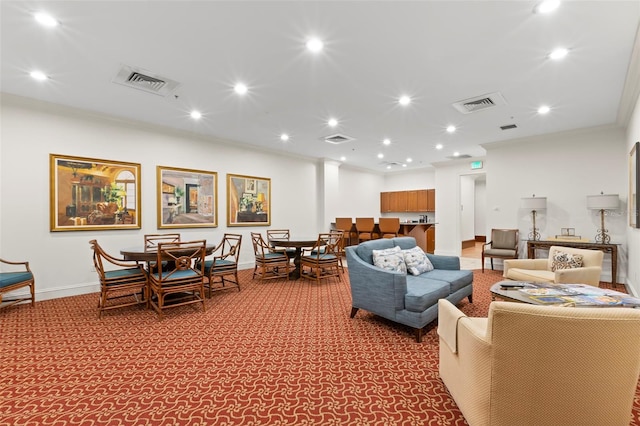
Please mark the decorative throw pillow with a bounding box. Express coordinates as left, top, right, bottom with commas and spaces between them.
402, 246, 434, 275
551, 251, 584, 272
372, 246, 407, 273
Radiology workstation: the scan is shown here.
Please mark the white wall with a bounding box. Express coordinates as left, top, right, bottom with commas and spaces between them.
626, 90, 640, 296
460, 175, 476, 242
484, 125, 627, 283
474, 179, 487, 238
0, 95, 326, 300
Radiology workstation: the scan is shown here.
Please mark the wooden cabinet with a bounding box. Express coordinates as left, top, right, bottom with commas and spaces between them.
426, 189, 435, 212
380, 189, 435, 213
426, 226, 435, 253
380, 192, 390, 212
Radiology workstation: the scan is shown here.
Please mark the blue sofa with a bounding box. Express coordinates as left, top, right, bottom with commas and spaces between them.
345, 237, 473, 342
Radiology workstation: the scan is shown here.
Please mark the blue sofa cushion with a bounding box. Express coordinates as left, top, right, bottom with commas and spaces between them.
392, 237, 418, 250
0, 271, 33, 288
404, 276, 450, 312
421, 269, 473, 293
355, 238, 394, 265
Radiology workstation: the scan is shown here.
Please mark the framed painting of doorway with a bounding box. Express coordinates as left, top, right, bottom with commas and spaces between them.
157, 166, 218, 229
227, 174, 271, 226
49, 154, 141, 231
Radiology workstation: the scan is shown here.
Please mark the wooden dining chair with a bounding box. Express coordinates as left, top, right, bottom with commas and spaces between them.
144, 233, 181, 272
378, 217, 400, 238
266, 229, 296, 257
355, 217, 377, 243
148, 239, 207, 319
90, 239, 149, 318
0, 257, 35, 310
251, 232, 290, 282
300, 232, 341, 284
200, 233, 242, 296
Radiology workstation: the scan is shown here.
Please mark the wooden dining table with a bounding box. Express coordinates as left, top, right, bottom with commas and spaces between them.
268, 237, 318, 280
120, 243, 218, 262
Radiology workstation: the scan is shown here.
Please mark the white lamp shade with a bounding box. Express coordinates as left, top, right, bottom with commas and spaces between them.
521, 197, 547, 210
587, 194, 619, 210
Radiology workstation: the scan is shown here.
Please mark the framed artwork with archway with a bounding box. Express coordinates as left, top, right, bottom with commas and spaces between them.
49, 154, 141, 231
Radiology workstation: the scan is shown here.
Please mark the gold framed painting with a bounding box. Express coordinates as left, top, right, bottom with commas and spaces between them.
50, 154, 141, 231
157, 166, 218, 229
227, 174, 271, 226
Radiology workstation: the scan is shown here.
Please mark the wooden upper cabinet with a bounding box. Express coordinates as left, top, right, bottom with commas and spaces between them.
380, 192, 390, 212
380, 189, 435, 212
426, 189, 435, 212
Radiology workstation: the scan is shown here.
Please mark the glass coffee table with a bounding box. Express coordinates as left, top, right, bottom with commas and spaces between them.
490, 280, 640, 307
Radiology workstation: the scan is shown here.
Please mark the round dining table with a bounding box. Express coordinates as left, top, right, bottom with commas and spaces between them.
120, 244, 218, 262
268, 237, 318, 280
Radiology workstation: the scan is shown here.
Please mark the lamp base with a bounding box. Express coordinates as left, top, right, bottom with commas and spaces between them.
594, 230, 611, 244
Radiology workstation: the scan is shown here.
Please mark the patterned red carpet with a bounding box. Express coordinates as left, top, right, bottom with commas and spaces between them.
1, 270, 637, 425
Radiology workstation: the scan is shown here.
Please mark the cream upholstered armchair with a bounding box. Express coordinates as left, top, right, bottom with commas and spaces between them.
503, 245, 603, 286
437, 299, 640, 426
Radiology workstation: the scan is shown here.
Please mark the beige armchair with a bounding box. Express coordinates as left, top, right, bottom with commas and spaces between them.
438, 299, 640, 426
503, 245, 603, 286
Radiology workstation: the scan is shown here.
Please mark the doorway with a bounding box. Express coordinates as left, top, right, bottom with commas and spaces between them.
186, 184, 199, 213
459, 173, 486, 260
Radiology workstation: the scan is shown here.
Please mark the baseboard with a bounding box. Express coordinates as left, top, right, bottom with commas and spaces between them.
475, 235, 486, 242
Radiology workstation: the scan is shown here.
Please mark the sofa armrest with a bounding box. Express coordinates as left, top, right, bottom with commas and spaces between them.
426, 254, 460, 270
345, 247, 407, 317
555, 266, 602, 286
503, 258, 547, 276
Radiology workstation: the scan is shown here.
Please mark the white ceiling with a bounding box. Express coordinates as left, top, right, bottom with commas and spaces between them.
2, 1, 639, 172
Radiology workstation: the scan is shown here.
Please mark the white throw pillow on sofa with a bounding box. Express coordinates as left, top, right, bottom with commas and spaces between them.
402, 246, 434, 275
372, 246, 407, 273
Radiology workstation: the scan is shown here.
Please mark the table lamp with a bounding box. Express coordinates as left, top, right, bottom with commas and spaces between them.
586, 192, 619, 244
521, 195, 547, 240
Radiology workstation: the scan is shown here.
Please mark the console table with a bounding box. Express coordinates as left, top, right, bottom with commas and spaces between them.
526, 240, 618, 284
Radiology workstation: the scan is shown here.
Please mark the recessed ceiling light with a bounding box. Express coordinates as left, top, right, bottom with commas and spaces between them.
34, 12, 59, 28
190, 110, 202, 120
446, 125, 456, 133
383, 138, 391, 145
280, 133, 289, 141
435, 144, 443, 150
386, 165, 392, 170
406, 158, 413, 163
234, 83, 248, 95
534, 0, 560, 14
398, 95, 411, 106
453, 152, 460, 157
402, 164, 407, 168
548, 47, 569, 60
538, 105, 551, 114
340, 156, 346, 161
328, 118, 338, 127
306, 38, 324, 52
29, 70, 48, 81
377, 153, 384, 159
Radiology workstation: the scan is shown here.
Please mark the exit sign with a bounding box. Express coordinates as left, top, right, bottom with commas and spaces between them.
470, 161, 483, 170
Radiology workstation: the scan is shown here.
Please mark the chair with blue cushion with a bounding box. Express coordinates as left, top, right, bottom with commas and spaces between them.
144, 233, 181, 273
90, 239, 148, 318
148, 239, 207, 319
0, 257, 35, 310
300, 232, 341, 284
200, 233, 242, 296
251, 232, 290, 281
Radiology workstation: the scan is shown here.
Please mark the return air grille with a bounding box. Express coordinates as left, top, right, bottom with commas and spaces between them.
452, 92, 506, 114
112, 65, 180, 97
500, 124, 518, 130
322, 133, 355, 145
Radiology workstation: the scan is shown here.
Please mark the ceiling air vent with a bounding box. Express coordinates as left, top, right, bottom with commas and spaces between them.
112, 65, 180, 97
500, 124, 518, 130
322, 133, 355, 145
446, 154, 472, 159
452, 92, 506, 114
